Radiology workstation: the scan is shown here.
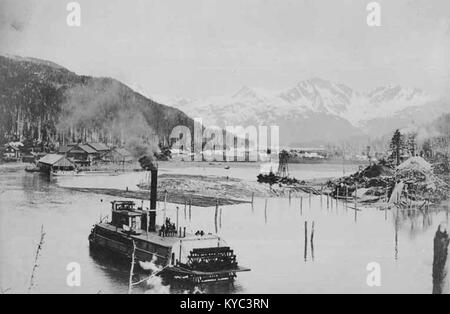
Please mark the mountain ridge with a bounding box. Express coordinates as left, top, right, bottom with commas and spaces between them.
149, 78, 448, 145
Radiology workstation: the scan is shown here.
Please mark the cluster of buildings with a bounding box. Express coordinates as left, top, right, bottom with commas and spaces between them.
1, 141, 135, 173
56, 142, 133, 167
36, 143, 134, 173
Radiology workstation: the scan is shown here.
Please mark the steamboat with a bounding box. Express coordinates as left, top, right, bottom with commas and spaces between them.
88, 168, 250, 283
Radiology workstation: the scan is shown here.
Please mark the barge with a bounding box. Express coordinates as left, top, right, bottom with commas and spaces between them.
89, 168, 250, 283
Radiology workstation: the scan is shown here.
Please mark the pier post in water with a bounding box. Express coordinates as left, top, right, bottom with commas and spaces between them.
320, 187, 323, 206
309, 192, 312, 209
300, 197, 303, 215
304, 221, 308, 261
189, 198, 192, 222
264, 199, 268, 224
176, 206, 179, 231
311, 221, 315, 261
336, 189, 339, 210
345, 186, 348, 211
215, 200, 219, 234
432, 224, 449, 294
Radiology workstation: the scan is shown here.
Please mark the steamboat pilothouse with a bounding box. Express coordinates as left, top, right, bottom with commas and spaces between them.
89, 166, 250, 283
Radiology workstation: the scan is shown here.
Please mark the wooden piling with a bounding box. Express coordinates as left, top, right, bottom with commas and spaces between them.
336, 189, 339, 210
345, 186, 348, 211
309, 192, 312, 208
264, 199, 268, 224
304, 221, 308, 262
189, 198, 192, 221
214, 200, 219, 234
432, 224, 449, 294
176, 206, 179, 231
354, 185, 358, 223
300, 197, 303, 215
310, 221, 315, 261
128, 240, 136, 294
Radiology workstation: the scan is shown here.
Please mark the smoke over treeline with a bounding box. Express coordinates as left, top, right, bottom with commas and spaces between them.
57, 78, 161, 157
0, 55, 194, 158
400, 113, 450, 151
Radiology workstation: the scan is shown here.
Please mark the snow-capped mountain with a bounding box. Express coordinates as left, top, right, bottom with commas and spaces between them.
148, 78, 449, 146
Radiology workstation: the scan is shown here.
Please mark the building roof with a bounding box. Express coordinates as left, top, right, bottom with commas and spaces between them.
114, 148, 133, 157
86, 143, 110, 152
38, 154, 76, 167
5, 145, 20, 151
38, 154, 65, 165
58, 145, 73, 154
76, 144, 98, 154
4, 142, 23, 151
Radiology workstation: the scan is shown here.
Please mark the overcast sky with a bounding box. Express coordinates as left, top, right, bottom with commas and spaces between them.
1, 0, 449, 98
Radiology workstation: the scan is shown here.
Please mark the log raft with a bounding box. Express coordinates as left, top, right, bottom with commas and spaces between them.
66, 187, 250, 207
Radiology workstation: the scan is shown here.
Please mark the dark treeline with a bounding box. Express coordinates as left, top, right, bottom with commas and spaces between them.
0, 55, 194, 157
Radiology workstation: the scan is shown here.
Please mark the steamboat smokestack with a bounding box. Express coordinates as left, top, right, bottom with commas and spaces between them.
149, 169, 157, 232
138, 155, 158, 232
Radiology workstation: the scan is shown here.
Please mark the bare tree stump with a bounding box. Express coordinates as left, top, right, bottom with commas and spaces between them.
433, 224, 449, 294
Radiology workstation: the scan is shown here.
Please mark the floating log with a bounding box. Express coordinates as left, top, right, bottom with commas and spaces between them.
66, 187, 250, 207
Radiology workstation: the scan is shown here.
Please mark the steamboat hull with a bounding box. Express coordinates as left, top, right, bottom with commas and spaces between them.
89, 224, 172, 267
89, 223, 250, 283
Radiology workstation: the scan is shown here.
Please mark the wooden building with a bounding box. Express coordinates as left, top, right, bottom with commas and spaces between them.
58, 144, 97, 166
86, 142, 111, 160
38, 154, 75, 173
103, 148, 134, 164
2, 143, 23, 161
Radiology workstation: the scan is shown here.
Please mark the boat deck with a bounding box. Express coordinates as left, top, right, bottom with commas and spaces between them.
97, 223, 220, 248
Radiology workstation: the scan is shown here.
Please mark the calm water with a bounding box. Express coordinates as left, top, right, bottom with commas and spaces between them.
0, 162, 448, 294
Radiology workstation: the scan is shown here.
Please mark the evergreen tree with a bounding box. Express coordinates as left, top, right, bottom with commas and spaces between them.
389, 129, 405, 166
406, 133, 417, 157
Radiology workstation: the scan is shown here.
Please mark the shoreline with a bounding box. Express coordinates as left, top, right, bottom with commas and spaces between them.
2, 161, 356, 206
